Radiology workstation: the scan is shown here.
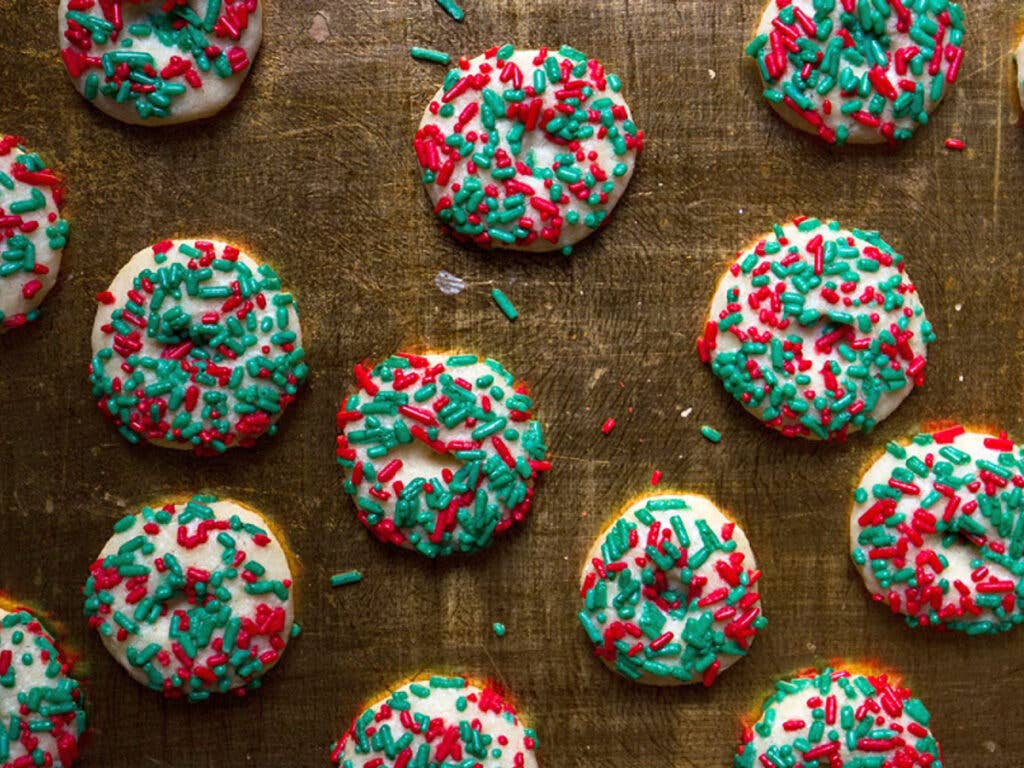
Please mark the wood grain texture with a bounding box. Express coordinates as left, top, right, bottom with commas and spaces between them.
1, 1, 1023, 765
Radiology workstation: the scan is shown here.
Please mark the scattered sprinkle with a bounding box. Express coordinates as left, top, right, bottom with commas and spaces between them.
944, 137, 965, 151
433, 0, 464, 22
491, 288, 519, 321
330, 570, 363, 587
680, 407, 693, 419
650, 470, 662, 486
492, 622, 506, 637
434, 270, 466, 295
700, 425, 722, 444
601, 418, 616, 436
410, 47, 451, 65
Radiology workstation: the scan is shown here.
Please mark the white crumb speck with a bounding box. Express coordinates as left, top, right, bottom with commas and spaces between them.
954, 303, 962, 311
708, 69, 717, 79
984, 741, 998, 753
958, 374, 964, 382
434, 270, 466, 295
307, 11, 330, 42
680, 407, 693, 418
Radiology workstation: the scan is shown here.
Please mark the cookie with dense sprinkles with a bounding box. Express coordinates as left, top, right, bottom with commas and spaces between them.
59, 0, 262, 125
330, 675, 539, 767
579, 493, 766, 686
747, 0, 964, 145
851, 425, 1024, 635
699, 217, 933, 440
0, 604, 87, 767
735, 666, 943, 767
336, 352, 550, 557
0, 135, 69, 333
89, 238, 307, 454
84, 495, 297, 700
415, 44, 642, 253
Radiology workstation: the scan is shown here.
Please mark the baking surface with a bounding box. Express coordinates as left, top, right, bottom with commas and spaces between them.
1, 1, 1023, 766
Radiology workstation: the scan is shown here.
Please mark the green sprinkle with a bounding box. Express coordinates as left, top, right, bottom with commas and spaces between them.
330, 570, 363, 587
700, 425, 722, 444
433, 0, 464, 21
490, 288, 519, 321
410, 47, 451, 65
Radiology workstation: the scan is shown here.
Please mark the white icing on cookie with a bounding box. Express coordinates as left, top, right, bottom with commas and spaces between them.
336, 352, 550, 557
749, 1, 964, 145
700, 218, 933, 440
851, 426, 1024, 634
0, 137, 68, 332
58, 1, 262, 126
415, 45, 642, 252
90, 238, 306, 454
0, 607, 86, 766
578, 493, 765, 686
331, 676, 539, 768
84, 496, 296, 699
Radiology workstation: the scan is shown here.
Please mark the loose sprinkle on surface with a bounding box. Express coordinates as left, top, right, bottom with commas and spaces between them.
650, 469, 662, 486
491, 287, 519, 321
492, 622, 506, 637
945, 137, 965, 151
601, 418, 616, 435
411, 46, 451, 65
330, 570, 363, 588
433, 0, 464, 22
700, 425, 722, 443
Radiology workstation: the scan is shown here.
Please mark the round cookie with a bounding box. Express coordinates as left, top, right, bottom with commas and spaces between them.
336, 352, 551, 557
58, 0, 262, 126
83, 495, 297, 700
89, 238, 307, 455
851, 425, 1024, 635
0, 605, 87, 767
0, 135, 69, 332
578, 493, 766, 686
698, 217, 934, 440
330, 675, 539, 768
735, 667, 943, 768
414, 44, 643, 254
747, 0, 965, 145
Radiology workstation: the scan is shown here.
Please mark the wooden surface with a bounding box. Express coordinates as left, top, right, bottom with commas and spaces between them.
2, 1, 1024, 766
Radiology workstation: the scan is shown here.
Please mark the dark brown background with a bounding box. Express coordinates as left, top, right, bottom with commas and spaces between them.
1, 1, 1023, 766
